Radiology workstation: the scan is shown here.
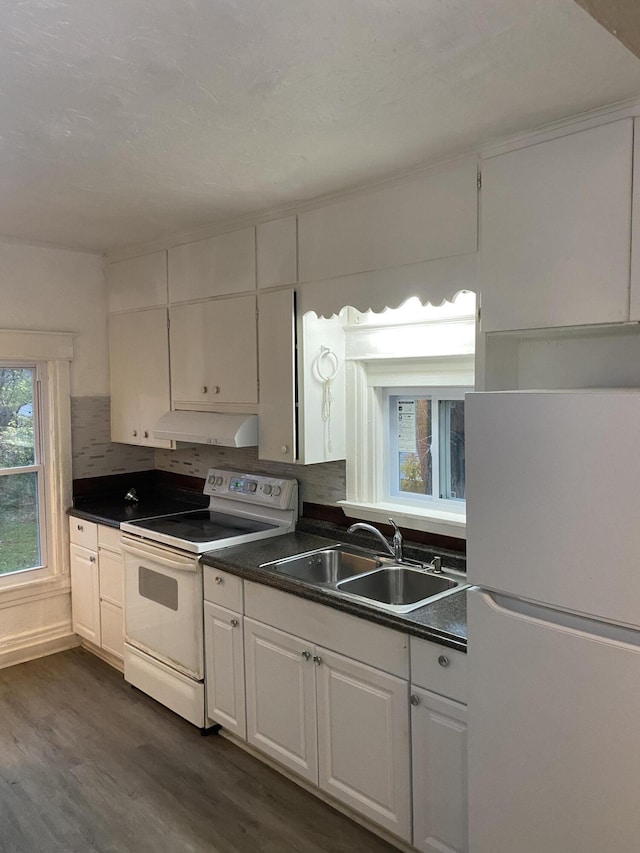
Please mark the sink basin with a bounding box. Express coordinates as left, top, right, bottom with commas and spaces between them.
265, 548, 383, 585
337, 566, 463, 614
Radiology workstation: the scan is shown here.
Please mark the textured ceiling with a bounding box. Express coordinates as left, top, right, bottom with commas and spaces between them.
1, 0, 640, 252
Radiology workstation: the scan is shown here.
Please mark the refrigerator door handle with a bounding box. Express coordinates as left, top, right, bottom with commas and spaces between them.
479, 590, 640, 650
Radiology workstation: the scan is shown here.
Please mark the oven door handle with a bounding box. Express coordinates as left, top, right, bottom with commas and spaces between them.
121, 539, 199, 573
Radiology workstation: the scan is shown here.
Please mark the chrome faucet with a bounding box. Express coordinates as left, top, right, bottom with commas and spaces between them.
347, 518, 404, 563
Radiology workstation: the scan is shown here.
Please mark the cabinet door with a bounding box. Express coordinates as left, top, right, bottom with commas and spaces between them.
244, 618, 317, 782
70, 544, 101, 645
480, 119, 633, 332
412, 687, 468, 853
168, 227, 256, 302
630, 117, 640, 321
100, 601, 124, 660
170, 295, 258, 406
257, 289, 296, 462
98, 546, 123, 607
204, 602, 246, 738
315, 647, 411, 842
109, 308, 172, 448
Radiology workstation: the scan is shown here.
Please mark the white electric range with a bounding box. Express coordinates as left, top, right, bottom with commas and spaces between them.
120, 468, 298, 727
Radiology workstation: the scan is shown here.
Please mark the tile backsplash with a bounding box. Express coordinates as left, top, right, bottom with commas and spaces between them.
71, 396, 155, 480
154, 445, 346, 506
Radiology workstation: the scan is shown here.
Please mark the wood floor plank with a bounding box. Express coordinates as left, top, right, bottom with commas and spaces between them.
0, 649, 398, 853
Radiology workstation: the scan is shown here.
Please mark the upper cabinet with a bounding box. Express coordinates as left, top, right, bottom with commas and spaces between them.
168, 227, 256, 303
298, 158, 478, 284
109, 307, 173, 448
257, 216, 297, 289
480, 119, 634, 333
170, 295, 258, 409
107, 251, 168, 313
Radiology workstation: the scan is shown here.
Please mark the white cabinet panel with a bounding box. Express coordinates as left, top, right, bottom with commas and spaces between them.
412, 687, 468, 853
98, 546, 123, 607
299, 158, 477, 283
257, 216, 297, 289
204, 602, 246, 738
316, 647, 411, 842
109, 307, 172, 448
170, 295, 258, 406
480, 119, 633, 332
100, 600, 124, 660
630, 117, 640, 321
257, 289, 296, 462
168, 228, 256, 302
70, 544, 100, 646
244, 618, 318, 783
410, 637, 467, 704
69, 518, 98, 550
107, 251, 167, 312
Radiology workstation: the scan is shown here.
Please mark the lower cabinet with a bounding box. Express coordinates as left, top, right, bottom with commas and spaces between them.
69, 519, 124, 666
204, 601, 246, 738
411, 687, 468, 853
244, 617, 411, 841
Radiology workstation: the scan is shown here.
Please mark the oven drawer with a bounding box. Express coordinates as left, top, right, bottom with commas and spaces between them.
204, 566, 243, 612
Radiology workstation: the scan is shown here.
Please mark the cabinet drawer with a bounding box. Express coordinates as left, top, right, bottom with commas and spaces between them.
410, 637, 467, 704
98, 524, 122, 553
204, 567, 243, 612
69, 517, 98, 550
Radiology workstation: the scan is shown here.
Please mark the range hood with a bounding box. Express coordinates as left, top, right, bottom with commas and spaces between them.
153, 411, 258, 447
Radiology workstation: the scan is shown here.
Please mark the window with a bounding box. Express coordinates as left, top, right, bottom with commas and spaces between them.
0, 365, 47, 575
388, 388, 467, 507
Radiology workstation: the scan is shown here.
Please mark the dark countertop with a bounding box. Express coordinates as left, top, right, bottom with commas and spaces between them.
67, 490, 208, 528
201, 532, 467, 652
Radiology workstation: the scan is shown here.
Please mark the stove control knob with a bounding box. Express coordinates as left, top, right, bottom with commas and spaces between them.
262, 484, 272, 495
215, 476, 224, 486
272, 485, 282, 497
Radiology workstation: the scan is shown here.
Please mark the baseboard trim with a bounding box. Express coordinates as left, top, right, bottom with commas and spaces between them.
79, 639, 124, 673
0, 631, 79, 671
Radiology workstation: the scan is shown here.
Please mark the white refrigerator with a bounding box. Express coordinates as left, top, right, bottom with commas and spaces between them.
466, 390, 640, 853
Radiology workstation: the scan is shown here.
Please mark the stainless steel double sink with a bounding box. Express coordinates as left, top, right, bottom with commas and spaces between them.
260, 545, 468, 614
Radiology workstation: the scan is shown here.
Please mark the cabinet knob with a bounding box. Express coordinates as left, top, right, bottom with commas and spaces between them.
230, 619, 239, 628
281, 445, 288, 454
89, 555, 96, 564
214, 386, 220, 394
77, 524, 83, 531
201, 386, 208, 394
301, 650, 311, 661
410, 694, 421, 707
438, 655, 450, 668
132, 429, 138, 437
214, 576, 224, 585
143, 430, 149, 438
313, 655, 323, 666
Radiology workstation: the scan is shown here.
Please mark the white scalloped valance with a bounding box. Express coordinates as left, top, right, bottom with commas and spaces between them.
297, 252, 477, 318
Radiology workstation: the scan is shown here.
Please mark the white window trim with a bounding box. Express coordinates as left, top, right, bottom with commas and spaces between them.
340, 356, 473, 539
0, 330, 73, 598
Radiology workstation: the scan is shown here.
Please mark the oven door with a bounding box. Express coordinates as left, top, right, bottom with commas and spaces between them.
122, 536, 203, 679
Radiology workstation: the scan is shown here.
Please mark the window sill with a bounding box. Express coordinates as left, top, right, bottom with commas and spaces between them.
338, 500, 466, 540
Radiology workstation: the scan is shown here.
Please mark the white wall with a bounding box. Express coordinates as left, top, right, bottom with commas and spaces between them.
0, 241, 107, 396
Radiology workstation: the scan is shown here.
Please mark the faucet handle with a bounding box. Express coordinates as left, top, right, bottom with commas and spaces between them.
388, 517, 401, 536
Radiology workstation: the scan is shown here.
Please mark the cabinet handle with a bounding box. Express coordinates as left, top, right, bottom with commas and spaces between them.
438, 655, 450, 668
214, 576, 224, 585
77, 524, 83, 531
230, 619, 239, 628
313, 655, 323, 666
132, 429, 138, 437
89, 556, 96, 564
301, 650, 311, 661
410, 694, 421, 707
143, 430, 149, 438
214, 386, 220, 394
201, 386, 208, 394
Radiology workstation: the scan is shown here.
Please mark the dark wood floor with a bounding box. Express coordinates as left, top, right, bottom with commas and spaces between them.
0, 648, 396, 853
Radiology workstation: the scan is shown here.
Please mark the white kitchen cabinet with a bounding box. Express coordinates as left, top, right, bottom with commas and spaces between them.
244, 617, 318, 783
630, 117, 640, 321
316, 647, 411, 840
257, 289, 296, 462
170, 294, 258, 408
109, 307, 173, 448
244, 610, 411, 842
480, 119, 633, 332
107, 251, 168, 313
411, 688, 468, 853
70, 520, 125, 666
256, 216, 297, 289
168, 227, 256, 303
70, 543, 101, 646
204, 602, 246, 739
298, 157, 477, 283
